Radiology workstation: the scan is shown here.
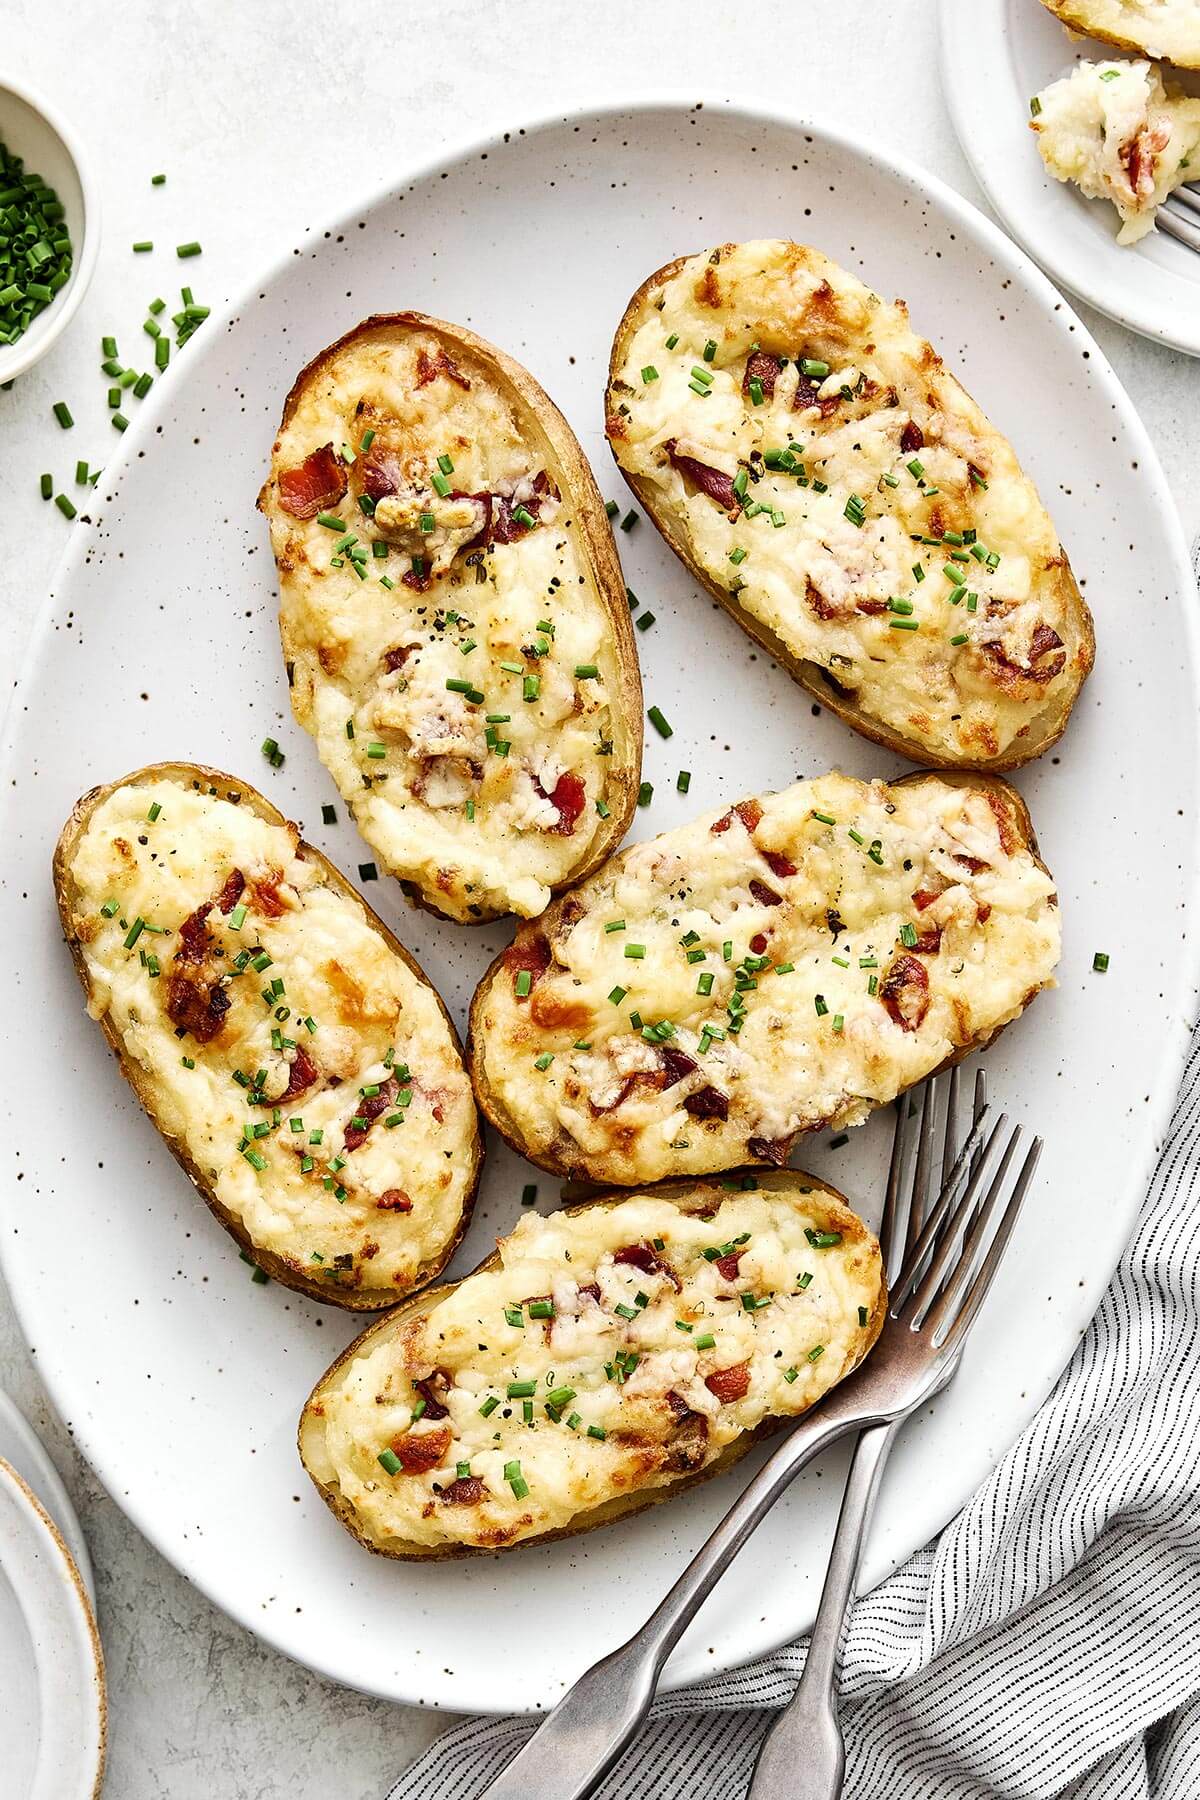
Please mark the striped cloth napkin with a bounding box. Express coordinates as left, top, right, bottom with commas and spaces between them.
389, 552, 1200, 1800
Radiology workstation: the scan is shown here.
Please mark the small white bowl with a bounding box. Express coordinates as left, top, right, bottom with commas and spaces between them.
0, 76, 99, 383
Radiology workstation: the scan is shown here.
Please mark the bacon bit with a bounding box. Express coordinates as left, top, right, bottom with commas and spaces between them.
749, 879, 783, 908
705, 1361, 751, 1404
714, 1251, 743, 1281
216, 869, 245, 914
614, 1242, 680, 1289
166, 971, 230, 1044
748, 1133, 791, 1167
343, 1076, 397, 1152
505, 932, 552, 990
383, 644, 416, 674
660, 1046, 699, 1088
750, 933, 769, 954
1121, 124, 1170, 197
981, 625, 1065, 691
680, 1083, 728, 1123
856, 597, 888, 616
742, 351, 782, 400
664, 439, 740, 512
912, 888, 941, 912
415, 345, 470, 390
392, 1425, 451, 1473
901, 420, 924, 454
278, 443, 347, 520
956, 853, 989, 875
761, 849, 797, 880
880, 953, 931, 1032
401, 565, 433, 593
806, 577, 840, 621
913, 927, 942, 955
251, 874, 287, 919
986, 791, 1017, 856
441, 1475, 486, 1505
275, 1046, 318, 1105
577, 1282, 602, 1304
665, 1389, 692, 1421
166, 902, 231, 1043
535, 769, 586, 837
376, 1189, 413, 1213
713, 797, 763, 835
360, 446, 406, 502
977, 903, 992, 924
411, 1375, 450, 1422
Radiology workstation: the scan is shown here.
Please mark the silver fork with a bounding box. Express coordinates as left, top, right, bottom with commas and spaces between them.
1159, 183, 1200, 253
477, 1072, 1042, 1800
748, 1067, 989, 1799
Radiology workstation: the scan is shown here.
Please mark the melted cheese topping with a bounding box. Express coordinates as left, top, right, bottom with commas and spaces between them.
303, 1180, 881, 1551
64, 777, 478, 1298
608, 241, 1091, 764
1040, 0, 1200, 69
262, 323, 634, 922
1033, 60, 1200, 242
472, 773, 1059, 1185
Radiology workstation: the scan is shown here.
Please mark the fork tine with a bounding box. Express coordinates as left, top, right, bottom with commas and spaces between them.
888, 1105, 998, 1312
1167, 184, 1200, 222
972, 1068, 987, 1171
879, 1090, 917, 1282
907, 1078, 940, 1256
941, 1066, 961, 1191
926, 1137, 1042, 1349
909, 1123, 1021, 1329
1160, 204, 1200, 254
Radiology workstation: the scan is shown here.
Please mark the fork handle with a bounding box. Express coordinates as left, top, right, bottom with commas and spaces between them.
748, 1421, 899, 1800
476, 1385, 888, 1800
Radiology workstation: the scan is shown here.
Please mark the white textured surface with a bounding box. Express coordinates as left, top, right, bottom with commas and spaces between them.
1, 2, 1197, 1794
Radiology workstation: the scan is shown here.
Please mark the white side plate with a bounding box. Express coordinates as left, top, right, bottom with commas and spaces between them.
0, 1461, 105, 1800
940, 0, 1200, 355
1, 98, 1196, 1715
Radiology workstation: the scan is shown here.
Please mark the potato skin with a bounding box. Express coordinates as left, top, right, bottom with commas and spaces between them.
607, 252, 1095, 773
1038, 0, 1200, 70
298, 1172, 887, 1559
466, 770, 1053, 1183
260, 313, 644, 925
53, 761, 482, 1310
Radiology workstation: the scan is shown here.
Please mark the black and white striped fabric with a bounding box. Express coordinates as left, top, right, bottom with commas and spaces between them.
389, 569, 1200, 1799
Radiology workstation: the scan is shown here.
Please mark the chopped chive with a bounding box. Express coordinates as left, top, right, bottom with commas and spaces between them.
1093, 951, 1110, 973
647, 705, 672, 739
176, 241, 202, 258
52, 402, 73, 429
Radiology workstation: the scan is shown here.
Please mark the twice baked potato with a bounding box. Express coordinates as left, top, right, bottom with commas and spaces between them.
299, 1172, 884, 1557
1037, 0, 1200, 70
468, 770, 1059, 1186
259, 314, 642, 924
606, 240, 1094, 770
54, 764, 481, 1308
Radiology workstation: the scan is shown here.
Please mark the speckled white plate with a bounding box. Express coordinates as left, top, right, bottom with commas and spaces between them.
940, 0, 1200, 356
1, 98, 1196, 1717
0, 1392, 92, 1595
0, 1460, 106, 1800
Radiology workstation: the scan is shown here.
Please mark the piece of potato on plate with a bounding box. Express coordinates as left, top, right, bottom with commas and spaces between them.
1037, 0, 1200, 71
299, 1172, 884, 1556
606, 240, 1094, 770
259, 314, 642, 923
54, 763, 481, 1308
468, 770, 1059, 1186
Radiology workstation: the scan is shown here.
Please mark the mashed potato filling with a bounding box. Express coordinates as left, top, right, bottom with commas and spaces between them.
303, 1180, 882, 1551
472, 773, 1060, 1186
607, 240, 1091, 765
263, 322, 634, 921
64, 776, 477, 1297
1032, 60, 1200, 242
